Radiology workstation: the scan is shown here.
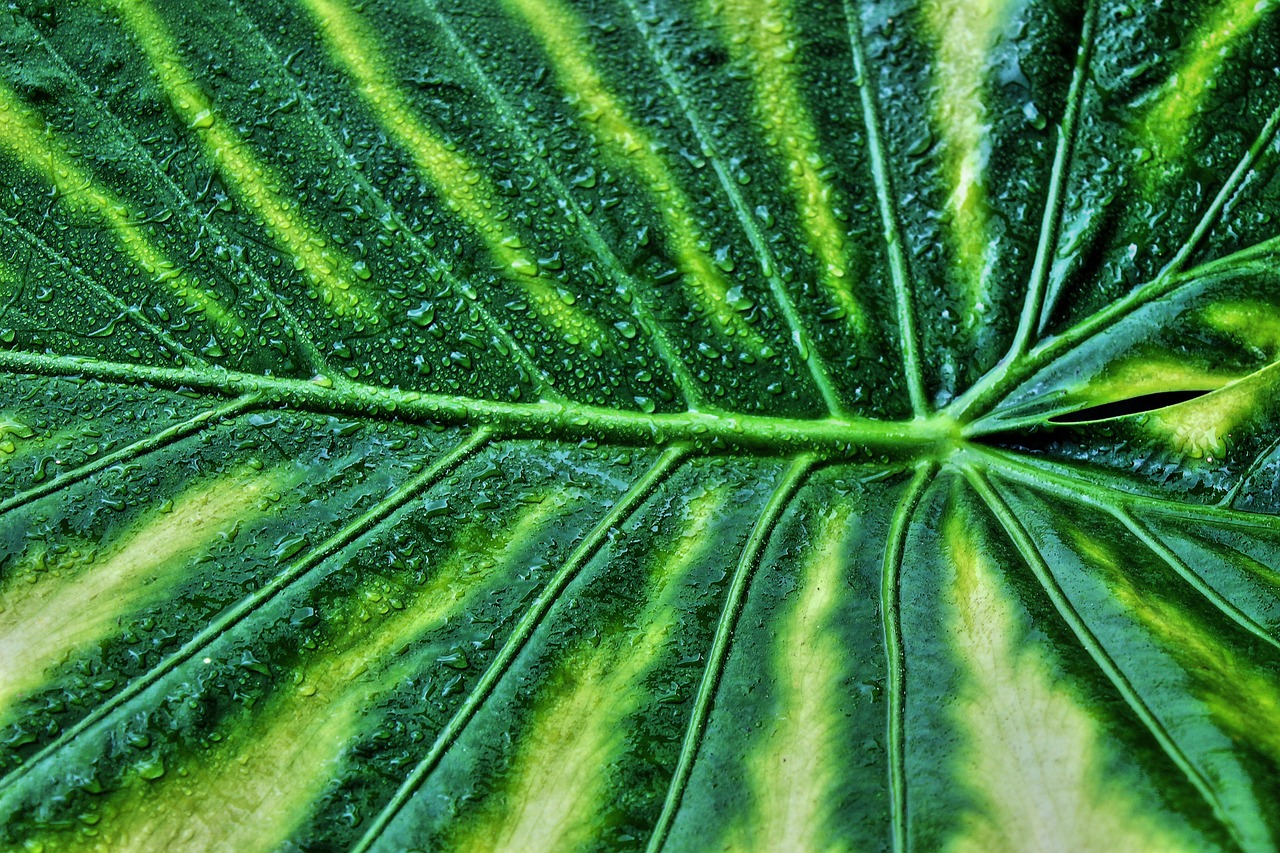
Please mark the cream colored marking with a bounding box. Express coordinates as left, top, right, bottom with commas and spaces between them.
1072, 530, 1280, 765
106, 0, 372, 320
453, 489, 726, 853
0, 83, 243, 338
715, 0, 865, 334
925, 0, 1011, 316
502, 0, 767, 350
38, 496, 569, 853
1146, 364, 1277, 459
0, 466, 287, 716
297, 0, 605, 346
944, 509, 1195, 853
724, 503, 854, 853
1141, 0, 1275, 162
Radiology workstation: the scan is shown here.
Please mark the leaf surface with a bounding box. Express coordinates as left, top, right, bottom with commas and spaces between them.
2, 0, 1280, 850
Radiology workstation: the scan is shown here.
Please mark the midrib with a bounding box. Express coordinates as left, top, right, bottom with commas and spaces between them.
0, 349, 960, 458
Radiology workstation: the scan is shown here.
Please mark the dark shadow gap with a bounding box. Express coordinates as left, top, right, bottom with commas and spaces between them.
1048, 390, 1214, 424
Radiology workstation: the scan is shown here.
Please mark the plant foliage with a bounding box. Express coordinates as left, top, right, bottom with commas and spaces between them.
2, 0, 1280, 849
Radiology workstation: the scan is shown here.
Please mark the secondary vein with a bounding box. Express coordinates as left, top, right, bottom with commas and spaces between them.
351, 445, 690, 853
645, 454, 815, 853
844, 0, 929, 416
0, 428, 493, 801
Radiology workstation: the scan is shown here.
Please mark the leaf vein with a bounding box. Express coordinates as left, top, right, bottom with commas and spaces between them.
413, 0, 705, 408
0, 392, 261, 517
881, 462, 935, 853
0, 427, 492, 800
843, 0, 928, 416
616, 0, 849, 417
350, 445, 691, 853
962, 465, 1246, 851
645, 453, 816, 852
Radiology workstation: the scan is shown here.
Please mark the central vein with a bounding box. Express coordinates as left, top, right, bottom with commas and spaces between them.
0, 350, 961, 459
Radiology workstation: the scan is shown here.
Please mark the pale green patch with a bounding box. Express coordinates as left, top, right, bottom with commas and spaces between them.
1139, 0, 1276, 163
502, 0, 769, 352
1065, 356, 1238, 410
107, 0, 374, 321
943, 507, 1195, 853
0, 465, 291, 718
0, 415, 34, 459
724, 501, 854, 853
714, 0, 866, 334
299, 0, 606, 347
0, 82, 245, 339
924, 0, 1011, 317
1145, 364, 1278, 459
22, 495, 570, 853
1201, 300, 1280, 357
451, 488, 726, 853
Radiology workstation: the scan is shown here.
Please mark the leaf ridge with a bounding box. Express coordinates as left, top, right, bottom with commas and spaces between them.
14, 13, 343, 377
1006, 0, 1098, 362
1221, 435, 1280, 508
953, 95, 1280, 422
0, 427, 492, 802
350, 445, 690, 853
1115, 509, 1280, 652
4, 15, 353, 376
645, 454, 815, 853
0, 349, 949, 456
221, 0, 574, 401
973, 446, 1280, 531
0, 204, 205, 367
843, 0, 928, 417
980, 451, 1280, 652
1174, 233, 1280, 282
1154, 102, 1280, 285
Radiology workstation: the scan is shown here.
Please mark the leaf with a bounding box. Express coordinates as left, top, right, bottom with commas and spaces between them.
1, 0, 1280, 849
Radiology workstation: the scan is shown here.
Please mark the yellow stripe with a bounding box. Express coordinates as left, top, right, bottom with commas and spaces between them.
0, 465, 290, 718
1059, 355, 1239, 414
0, 83, 244, 340
297, 0, 606, 347
925, 0, 1011, 315
717, 0, 866, 334
1141, 0, 1275, 162
106, 0, 373, 321
727, 503, 854, 853
1071, 530, 1280, 769
1202, 300, 1280, 357
452, 489, 725, 852
25, 497, 568, 853
502, 0, 767, 351
944, 508, 1194, 853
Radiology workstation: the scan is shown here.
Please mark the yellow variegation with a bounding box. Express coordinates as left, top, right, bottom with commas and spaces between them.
1, 0, 1280, 850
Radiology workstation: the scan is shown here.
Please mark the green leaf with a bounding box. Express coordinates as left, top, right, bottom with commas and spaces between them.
2, 0, 1280, 849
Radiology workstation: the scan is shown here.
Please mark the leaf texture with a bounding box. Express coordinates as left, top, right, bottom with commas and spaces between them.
2, 0, 1280, 850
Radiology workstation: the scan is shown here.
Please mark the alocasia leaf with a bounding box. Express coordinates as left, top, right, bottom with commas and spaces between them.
2, 0, 1280, 848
